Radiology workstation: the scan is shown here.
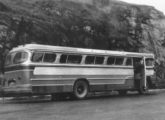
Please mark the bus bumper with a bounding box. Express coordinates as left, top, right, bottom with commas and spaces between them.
1, 84, 32, 97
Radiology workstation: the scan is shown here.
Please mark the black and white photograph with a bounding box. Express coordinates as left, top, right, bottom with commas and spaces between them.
0, 0, 165, 120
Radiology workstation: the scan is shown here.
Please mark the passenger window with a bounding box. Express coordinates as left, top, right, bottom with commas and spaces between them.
126, 58, 132, 66
85, 56, 95, 64
145, 58, 154, 66
67, 55, 82, 64
60, 54, 68, 63
43, 53, 56, 63
107, 57, 115, 65
115, 57, 124, 65
31, 52, 44, 62
95, 56, 104, 64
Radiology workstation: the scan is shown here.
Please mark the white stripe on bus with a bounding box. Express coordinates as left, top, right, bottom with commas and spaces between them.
33, 67, 133, 75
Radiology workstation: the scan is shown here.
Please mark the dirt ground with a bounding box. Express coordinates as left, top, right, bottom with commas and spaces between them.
0, 90, 165, 120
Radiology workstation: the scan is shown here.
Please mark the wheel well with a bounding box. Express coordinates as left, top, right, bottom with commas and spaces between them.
8, 79, 16, 85
74, 78, 90, 91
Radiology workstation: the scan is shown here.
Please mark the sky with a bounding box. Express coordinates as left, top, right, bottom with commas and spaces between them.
120, 0, 165, 14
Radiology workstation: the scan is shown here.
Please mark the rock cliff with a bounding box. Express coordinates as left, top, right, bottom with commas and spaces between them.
0, 0, 165, 74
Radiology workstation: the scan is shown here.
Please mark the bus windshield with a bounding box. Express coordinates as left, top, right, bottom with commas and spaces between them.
5, 53, 14, 66
5, 51, 28, 66
13, 52, 28, 64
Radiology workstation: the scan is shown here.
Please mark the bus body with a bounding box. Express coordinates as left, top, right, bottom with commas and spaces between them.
3, 44, 156, 99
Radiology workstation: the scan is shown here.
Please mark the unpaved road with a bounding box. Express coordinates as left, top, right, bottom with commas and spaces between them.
0, 91, 165, 120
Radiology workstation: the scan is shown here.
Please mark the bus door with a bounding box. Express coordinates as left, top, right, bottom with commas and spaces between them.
133, 57, 146, 93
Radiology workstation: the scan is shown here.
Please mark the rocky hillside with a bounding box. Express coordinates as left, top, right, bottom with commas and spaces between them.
0, 0, 165, 75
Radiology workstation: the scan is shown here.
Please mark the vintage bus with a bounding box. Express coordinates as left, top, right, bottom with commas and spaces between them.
2, 44, 156, 100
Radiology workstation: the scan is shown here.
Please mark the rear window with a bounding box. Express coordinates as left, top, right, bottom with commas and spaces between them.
13, 52, 28, 64
31, 52, 44, 62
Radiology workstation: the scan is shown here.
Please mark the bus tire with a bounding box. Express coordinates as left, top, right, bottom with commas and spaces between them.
73, 80, 89, 100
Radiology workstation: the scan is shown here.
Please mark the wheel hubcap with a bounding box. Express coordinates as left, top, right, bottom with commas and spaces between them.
77, 85, 84, 94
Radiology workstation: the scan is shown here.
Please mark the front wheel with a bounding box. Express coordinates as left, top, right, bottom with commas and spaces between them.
73, 80, 89, 100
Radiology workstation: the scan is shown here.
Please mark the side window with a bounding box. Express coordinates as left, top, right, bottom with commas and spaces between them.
43, 53, 56, 63
115, 57, 124, 65
67, 55, 82, 64
31, 52, 44, 62
95, 56, 104, 64
60, 54, 68, 63
145, 58, 154, 66
85, 56, 95, 64
107, 57, 115, 65
126, 58, 132, 66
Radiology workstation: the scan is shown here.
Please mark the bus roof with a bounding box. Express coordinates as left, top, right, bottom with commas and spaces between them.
10, 44, 154, 58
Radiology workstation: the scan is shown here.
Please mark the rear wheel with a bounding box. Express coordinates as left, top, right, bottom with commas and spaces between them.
73, 80, 89, 100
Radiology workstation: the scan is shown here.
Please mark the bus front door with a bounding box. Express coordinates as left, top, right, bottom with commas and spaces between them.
133, 58, 146, 94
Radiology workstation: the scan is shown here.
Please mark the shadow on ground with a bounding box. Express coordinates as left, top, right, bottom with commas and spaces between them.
0, 89, 161, 104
